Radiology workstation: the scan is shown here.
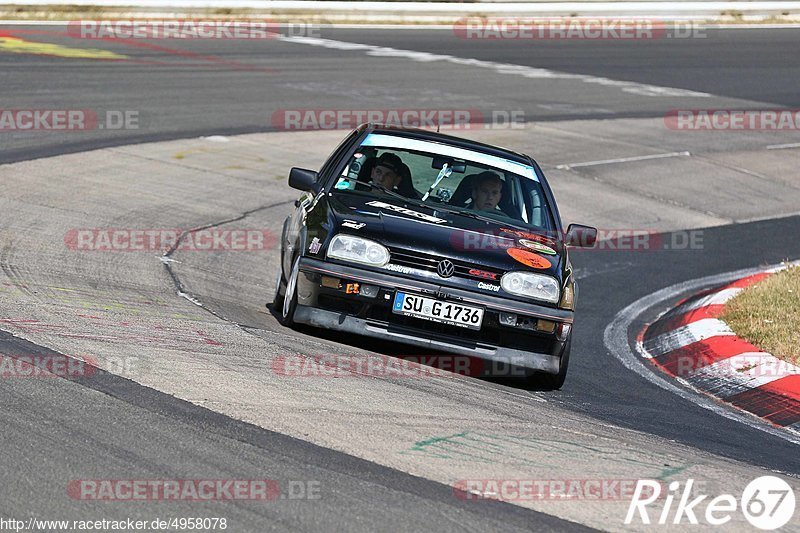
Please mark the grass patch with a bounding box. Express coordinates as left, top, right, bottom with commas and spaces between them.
721, 264, 800, 365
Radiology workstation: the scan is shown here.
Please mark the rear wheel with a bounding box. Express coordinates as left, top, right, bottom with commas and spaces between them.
526, 338, 570, 391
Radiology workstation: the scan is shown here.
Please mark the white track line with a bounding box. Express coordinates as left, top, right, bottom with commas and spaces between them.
604, 262, 800, 447
766, 142, 800, 150
556, 151, 691, 170
280, 36, 714, 98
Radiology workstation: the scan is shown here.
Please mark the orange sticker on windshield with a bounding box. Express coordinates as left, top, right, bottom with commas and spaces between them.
507, 248, 552, 270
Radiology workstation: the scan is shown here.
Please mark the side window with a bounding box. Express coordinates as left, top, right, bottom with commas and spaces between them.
318, 129, 360, 180
527, 182, 553, 230
510, 176, 528, 223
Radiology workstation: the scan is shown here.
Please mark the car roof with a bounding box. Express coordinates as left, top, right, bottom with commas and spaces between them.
362, 123, 535, 167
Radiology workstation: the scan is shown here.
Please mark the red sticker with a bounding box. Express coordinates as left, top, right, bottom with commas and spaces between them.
507, 248, 552, 270
500, 228, 557, 247
468, 268, 498, 280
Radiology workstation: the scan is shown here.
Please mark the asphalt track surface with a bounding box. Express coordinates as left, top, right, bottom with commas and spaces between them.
1, 26, 800, 162
1, 24, 800, 531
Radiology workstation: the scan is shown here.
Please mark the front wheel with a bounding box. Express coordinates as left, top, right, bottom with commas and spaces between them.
526, 338, 570, 391
271, 262, 286, 309
280, 256, 301, 327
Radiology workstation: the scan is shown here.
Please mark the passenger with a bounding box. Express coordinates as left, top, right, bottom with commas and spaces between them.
370, 152, 404, 191
470, 171, 503, 212
396, 162, 422, 199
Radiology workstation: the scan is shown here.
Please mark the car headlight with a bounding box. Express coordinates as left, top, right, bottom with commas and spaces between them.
500, 272, 560, 304
327, 234, 390, 267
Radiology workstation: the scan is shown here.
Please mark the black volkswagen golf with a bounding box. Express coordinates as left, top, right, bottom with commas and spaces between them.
272, 124, 596, 389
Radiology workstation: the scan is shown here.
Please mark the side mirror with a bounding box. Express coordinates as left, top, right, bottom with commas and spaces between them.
288, 167, 318, 192
566, 224, 597, 247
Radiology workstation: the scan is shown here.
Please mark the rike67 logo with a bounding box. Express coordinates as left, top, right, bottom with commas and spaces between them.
626, 476, 795, 530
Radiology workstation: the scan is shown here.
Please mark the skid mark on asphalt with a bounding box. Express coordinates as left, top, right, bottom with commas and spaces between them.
0, 313, 224, 352
0, 282, 200, 321
573, 262, 635, 281
400, 431, 692, 480
97, 33, 277, 73
0, 246, 44, 301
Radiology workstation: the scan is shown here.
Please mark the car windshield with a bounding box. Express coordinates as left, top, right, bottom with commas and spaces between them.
331, 133, 555, 231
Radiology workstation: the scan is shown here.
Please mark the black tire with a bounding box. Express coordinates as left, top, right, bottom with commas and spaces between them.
271, 221, 290, 311
526, 338, 571, 391
271, 261, 286, 310
279, 256, 301, 327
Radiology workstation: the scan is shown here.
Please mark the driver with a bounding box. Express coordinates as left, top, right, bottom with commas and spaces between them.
470, 171, 503, 212
370, 152, 404, 191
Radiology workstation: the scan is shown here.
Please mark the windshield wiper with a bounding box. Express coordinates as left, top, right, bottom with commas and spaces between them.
353, 180, 439, 212
433, 205, 553, 237
431, 204, 500, 225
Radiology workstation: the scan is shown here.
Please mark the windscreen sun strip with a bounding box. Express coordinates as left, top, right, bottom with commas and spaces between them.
361, 134, 539, 181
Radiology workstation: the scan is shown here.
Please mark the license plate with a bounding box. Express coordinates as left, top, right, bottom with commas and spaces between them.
392, 292, 484, 330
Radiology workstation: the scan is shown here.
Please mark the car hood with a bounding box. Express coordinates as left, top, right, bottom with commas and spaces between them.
326, 193, 564, 280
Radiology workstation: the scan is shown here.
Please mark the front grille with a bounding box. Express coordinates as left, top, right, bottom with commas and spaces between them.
388, 247, 503, 280
367, 306, 497, 345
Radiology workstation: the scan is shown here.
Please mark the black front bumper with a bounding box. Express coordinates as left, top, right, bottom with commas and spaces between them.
293, 257, 573, 374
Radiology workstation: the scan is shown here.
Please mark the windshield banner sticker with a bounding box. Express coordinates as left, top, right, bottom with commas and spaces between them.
366, 200, 447, 224
519, 239, 557, 255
